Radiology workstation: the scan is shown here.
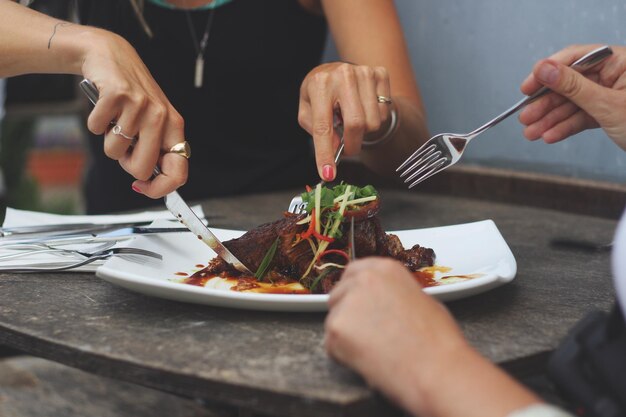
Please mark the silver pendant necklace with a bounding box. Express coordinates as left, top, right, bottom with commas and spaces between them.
184, 6, 216, 88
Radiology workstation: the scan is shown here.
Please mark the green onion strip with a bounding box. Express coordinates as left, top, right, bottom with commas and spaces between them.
254, 237, 280, 282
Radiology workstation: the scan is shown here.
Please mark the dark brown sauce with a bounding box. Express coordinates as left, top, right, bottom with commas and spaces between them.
195, 264, 205, 268
174, 272, 189, 277
180, 264, 476, 294
184, 274, 211, 287
413, 270, 437, 287
440, 273, 483, 280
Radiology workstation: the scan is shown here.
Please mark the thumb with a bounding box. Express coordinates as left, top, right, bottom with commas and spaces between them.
533, 59, 608, 119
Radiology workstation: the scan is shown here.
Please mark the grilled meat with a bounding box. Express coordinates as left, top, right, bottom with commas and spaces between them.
214, 210, 435, 293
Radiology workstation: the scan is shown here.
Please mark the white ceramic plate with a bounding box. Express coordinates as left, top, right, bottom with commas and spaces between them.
96, 220, 516, 312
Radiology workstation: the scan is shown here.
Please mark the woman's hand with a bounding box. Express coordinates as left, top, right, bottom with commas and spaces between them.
519, 44, 626, 151
325, 258, 540, 417
298, 62, 394, 181
81, 30, 188, 198
0, 2, 187, 198
325, 258, 468, 415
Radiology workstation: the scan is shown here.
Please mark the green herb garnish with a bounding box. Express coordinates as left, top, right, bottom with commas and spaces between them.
309, 267, 336, 292
255, 237, 280, 282
301, 183, 378, 213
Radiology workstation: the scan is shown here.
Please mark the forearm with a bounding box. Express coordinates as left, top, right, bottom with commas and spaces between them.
0, 0, 95, 77
359, 95, 430, 177
402, 344, 540, 417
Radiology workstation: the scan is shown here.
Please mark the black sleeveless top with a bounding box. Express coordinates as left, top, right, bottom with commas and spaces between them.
76, 0, 327, 213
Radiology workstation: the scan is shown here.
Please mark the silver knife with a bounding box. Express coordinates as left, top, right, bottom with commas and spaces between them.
0, 221, 152, 238
0, 227, 191, 247
80, 79, 253, 274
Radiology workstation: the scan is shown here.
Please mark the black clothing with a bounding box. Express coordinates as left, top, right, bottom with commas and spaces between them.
549, 303, 626, 417
77, 0, 326, 213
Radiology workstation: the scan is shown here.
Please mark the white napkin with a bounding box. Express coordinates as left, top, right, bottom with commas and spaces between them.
0, 206, 206, 272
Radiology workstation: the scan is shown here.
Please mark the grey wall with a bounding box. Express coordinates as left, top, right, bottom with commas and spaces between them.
325, 0, 626, 183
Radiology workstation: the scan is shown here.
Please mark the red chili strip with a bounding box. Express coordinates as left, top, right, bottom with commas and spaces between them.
300, 208, 316, 240
312, 230, 334, 243
320, 249, 349, 262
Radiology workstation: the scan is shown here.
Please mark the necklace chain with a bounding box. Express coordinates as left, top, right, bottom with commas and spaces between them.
184, 6, 216, 88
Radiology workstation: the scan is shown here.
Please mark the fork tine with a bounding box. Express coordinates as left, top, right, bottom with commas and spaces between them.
403, 153, 444, 183
397, 143, 437, 172
406, 158, 448, 188
109, 247, 163, 260
399, 148, 442, 179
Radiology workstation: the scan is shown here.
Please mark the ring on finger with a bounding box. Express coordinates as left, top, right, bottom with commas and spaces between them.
167, 141, 192, 159
112, 124, 136, 140
377, 95, 392, 105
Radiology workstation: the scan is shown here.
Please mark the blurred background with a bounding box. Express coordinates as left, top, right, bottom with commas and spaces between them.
2, 0, 625, 220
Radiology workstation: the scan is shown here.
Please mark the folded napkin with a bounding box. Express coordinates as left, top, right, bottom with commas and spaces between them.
0, 206, 205, 272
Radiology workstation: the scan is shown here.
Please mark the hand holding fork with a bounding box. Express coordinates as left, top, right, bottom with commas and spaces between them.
397, 45, 613, 188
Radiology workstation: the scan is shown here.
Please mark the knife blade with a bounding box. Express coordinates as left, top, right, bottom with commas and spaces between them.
0, 221, 152, 238
163, 190, 251, 273
80, 78, 253, 275
0, 227, 191, 247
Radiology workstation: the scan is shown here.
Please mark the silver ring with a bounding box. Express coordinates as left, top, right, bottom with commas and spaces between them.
377, 95, 392, 105
112, 124, 135, 140
168, 141, 191, 159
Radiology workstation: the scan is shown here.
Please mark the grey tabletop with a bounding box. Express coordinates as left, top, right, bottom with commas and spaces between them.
0, 189, 617, 417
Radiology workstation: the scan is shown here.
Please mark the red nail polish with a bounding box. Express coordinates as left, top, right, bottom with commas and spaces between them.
322, 164, 334, 181
132, 185, 142, 194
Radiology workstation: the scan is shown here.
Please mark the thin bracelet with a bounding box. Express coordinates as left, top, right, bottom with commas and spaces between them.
362, 106, 398, 148
507, 404, 574, 417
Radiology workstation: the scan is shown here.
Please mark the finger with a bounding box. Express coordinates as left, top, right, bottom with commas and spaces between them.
102, 109, 141, 160
541, 110, 599, 144
297, 98, 313, 134
87, 92, 121, 135
518, 92, 568, 126
328, 274, 352, 308
118, 104, 166, 183
307, 72, 338, 182
532, 59, 613, 123
373, 66, 392, 124
131, 109, 188, 197
520, 72, 601, 127
522, 100, 579, 141
336, 65, 366, 156
354, 66, 382, 134
520, 44, 605, 95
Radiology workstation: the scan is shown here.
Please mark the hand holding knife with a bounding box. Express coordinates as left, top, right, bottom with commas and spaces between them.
79, 79, 253, 274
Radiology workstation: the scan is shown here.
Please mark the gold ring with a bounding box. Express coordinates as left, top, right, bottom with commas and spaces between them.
377, 95, 392, 105
168, 141, 191, 159
112, 124, 135, 140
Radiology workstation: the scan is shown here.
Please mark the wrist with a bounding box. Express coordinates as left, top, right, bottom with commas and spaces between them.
53, 25, 105, 75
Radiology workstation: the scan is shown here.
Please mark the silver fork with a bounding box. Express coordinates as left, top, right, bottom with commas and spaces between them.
0, 241, 116, 262
0, 247, 162, 273
397, 45, 613, 188
288, 114, 344, 214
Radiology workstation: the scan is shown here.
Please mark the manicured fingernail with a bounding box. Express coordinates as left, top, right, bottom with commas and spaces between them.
322, 164, 335, 181
132, 184, 143, 194
536, 61, 559, 85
